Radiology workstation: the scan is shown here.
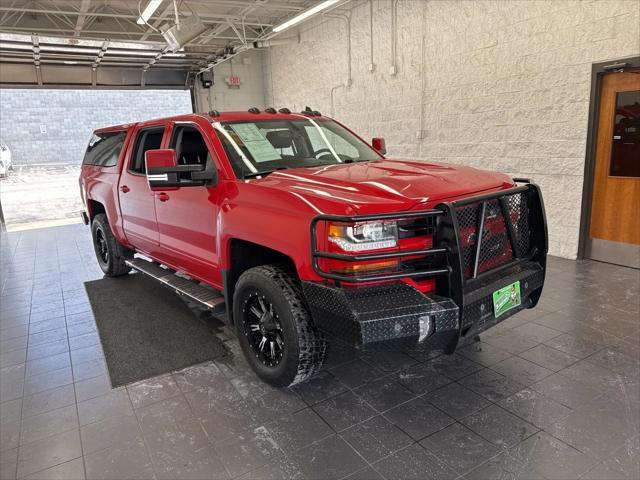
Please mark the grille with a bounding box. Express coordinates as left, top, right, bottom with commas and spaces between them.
398, 216, 436, 239
456, 192, 531, 279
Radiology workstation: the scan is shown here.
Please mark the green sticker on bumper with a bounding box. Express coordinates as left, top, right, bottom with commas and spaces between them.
493, 281, 521, 318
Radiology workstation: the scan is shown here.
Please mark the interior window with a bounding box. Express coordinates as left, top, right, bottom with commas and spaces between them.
170, 125, 210, 166
83, 131, 127, 167
129, 127, 164, 174
305, 126, 358, 159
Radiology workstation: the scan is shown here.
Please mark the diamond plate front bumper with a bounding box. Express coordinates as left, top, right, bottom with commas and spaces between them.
302, 281, 460, 352
302, 260, 544, 352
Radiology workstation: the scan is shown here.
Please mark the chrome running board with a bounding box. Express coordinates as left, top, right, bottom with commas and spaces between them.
125, 257, 225, 313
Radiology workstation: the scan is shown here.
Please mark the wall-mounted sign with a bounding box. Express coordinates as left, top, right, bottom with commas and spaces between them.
225, 76, 241, 89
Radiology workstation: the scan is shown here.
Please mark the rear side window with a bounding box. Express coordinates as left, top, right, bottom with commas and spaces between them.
83, 131, 127, 167
129, 127, 165, 174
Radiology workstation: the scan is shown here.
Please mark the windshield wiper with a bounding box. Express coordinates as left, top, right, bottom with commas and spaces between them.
243, 166, 287, 179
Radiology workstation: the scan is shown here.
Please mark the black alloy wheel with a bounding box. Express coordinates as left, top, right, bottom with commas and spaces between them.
242, 291, 285, 367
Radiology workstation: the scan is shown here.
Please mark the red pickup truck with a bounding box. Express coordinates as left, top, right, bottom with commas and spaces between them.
79, 109, 547, 387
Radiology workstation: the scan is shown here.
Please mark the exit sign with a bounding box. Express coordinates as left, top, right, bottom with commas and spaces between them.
225, 76, 241, 88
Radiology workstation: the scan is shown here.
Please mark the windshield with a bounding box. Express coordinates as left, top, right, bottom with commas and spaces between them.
214, 118, 383, 178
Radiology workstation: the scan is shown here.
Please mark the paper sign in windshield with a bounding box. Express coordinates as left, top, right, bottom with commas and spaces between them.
231, 123, 282, 163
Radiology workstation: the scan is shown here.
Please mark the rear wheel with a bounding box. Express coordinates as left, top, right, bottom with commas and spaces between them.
233, 265, 326, 387
91, 213, 132, 277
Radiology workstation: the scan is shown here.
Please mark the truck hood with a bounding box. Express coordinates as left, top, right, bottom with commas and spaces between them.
260, 159, 514, 214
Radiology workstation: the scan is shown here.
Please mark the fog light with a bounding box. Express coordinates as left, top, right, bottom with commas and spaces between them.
418, 315, 434, 342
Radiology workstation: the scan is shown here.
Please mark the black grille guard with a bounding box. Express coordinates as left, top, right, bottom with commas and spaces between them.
310, 183, 548, 303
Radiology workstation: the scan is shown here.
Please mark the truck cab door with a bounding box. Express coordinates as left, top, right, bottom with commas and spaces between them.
153, 123, 222, 286
118, 125, 165, 254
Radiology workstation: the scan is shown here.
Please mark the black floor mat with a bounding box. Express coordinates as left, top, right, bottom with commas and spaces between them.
85, 273, 227, 387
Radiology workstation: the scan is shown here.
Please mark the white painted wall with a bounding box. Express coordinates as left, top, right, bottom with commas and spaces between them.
193, 49, 266, 113
263, 0, 640, 259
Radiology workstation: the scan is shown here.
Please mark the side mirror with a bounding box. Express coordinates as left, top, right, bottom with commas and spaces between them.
145, 149, 217, 190
372, 137, 387, 155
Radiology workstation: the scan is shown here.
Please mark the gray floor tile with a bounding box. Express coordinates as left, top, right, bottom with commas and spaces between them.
77, 389, 133, 426
0, 348, 25, 369
20, 404, 78, 444
424, 382, 491, 420
0, 447, 18, 480
26, 339, 69, 362
69, 345, 103, 365
17, 429, 82, 478
518, 344, 580, 371
544, 333, 603, 358
291, 370, 349, 406
529, 372, 602, 408
0, 335, 28, 354
185, 387, 260, 443
23, 366, 73, 396
457, 341, 514, 367
80, 413, 143, 455
84, 438, 154, 480
420, 422, 500, 475
313, 390, 377, 432
329, 358, 384, 389
458, 368, 526, 402
22, 457, 85, 480
373, 443, 458, 480
461, 404, 539, 449
263, 407, 334, 453
26, 352, 71, 378
483, 329, 540, 354
72, 358, 107, 382
394, 362, 452, 394
353, 375, 416, 412
0, 398, 22, 426
341, 415, 412, 463
0, 419, 20, 452
74, 374, 112, 403
507, 431, 598, 479
421, 353, 483, 380
172, 361, 230, 393
362, 350, 418, 373
153, 443, 229, 480
289, 434, 367, 480
215, 428, 285, 478
28, 328, 68, 347
490, 356, 555, 386
237, 455, 305, 480
383, 395, 454, 441
581, 436, 640, 480
499, 387, 572, 428
127, 374, 182, 409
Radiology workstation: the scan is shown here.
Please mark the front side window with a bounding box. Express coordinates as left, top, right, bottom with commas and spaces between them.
83, 131, 126, 167
129, 127, 164, 174
214, 118, 382, 178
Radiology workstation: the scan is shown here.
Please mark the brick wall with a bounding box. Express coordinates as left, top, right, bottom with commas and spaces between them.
0, 88, 193, 166
263, 0, 640, 259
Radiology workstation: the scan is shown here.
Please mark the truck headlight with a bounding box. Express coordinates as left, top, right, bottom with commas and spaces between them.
328, 221, 398, 252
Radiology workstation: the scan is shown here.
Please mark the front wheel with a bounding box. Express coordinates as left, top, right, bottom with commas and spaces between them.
91, 213, 132, 277
233, 265, 326, 387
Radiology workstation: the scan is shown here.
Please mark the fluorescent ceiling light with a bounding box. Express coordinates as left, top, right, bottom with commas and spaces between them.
273, 0, 339, 33
137, 0, 163, 25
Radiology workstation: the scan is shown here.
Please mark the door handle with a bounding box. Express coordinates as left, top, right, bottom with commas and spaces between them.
120, 185, 130, 193
157, 192, 170, 202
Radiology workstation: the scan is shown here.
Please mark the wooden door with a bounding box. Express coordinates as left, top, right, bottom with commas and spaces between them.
588, 71, 640, 268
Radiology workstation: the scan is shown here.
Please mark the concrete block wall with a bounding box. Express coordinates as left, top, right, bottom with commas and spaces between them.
0, 89, 192, 165
263, 0, 640, 259
193, 50, 266, 113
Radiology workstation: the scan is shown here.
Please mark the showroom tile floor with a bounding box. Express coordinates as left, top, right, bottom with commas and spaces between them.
0, 224, 639, 480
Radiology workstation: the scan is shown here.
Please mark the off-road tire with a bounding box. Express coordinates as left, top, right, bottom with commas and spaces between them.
91, 213, 132, 277
234, 265, 327, 387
